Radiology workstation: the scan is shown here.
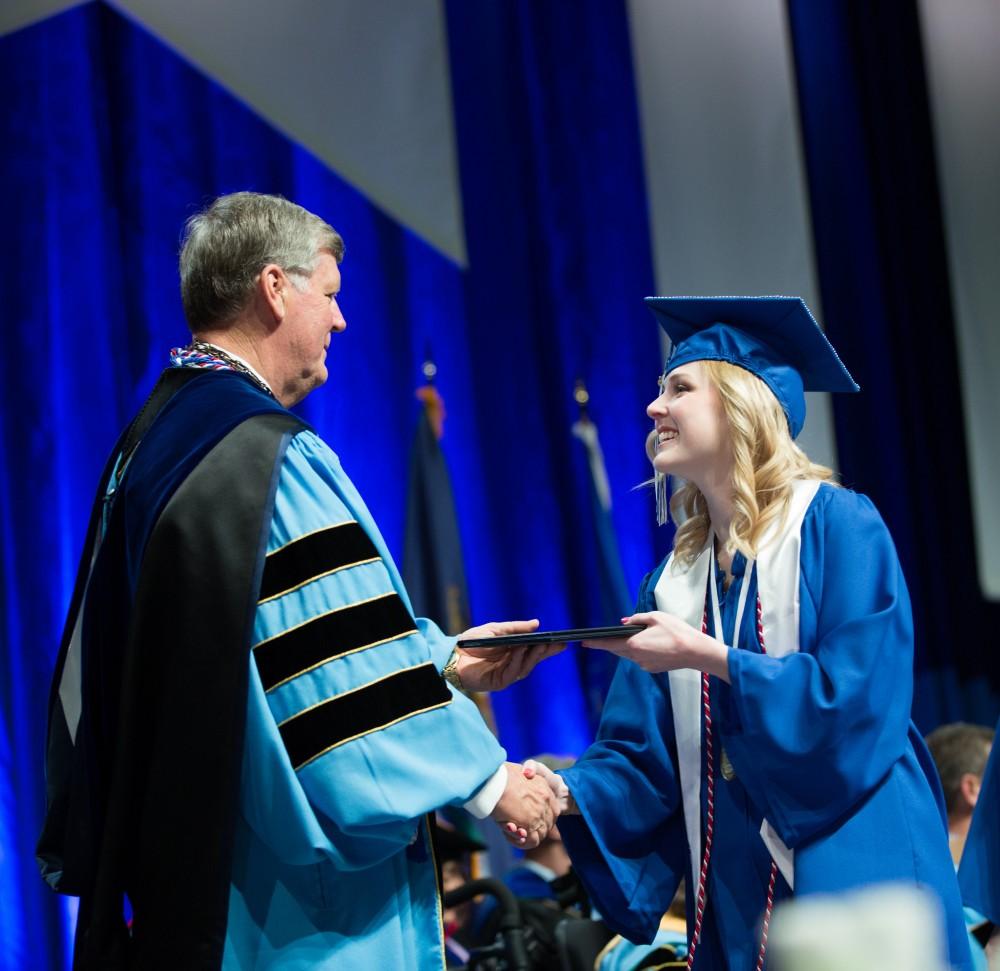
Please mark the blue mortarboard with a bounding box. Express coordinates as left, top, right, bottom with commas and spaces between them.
644, 295, 859, 438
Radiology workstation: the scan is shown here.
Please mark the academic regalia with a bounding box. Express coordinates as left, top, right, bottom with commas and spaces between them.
959, 717, 1000, 927
559, 296, 971, 971
560, 483, 970, 970
39, 368, 506, 970
595, 915, 688, 971
225, 427, 506, 969
503, 862, 559, 901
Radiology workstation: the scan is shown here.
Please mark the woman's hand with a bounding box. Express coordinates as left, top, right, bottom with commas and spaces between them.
522, 758, 578, 815
583, 612, 731, 682
455, 619, 565, 692
491, 762, 560, 846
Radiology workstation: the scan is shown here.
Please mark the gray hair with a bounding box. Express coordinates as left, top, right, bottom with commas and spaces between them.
179, 191, 344, 331
925, 721, 994, 815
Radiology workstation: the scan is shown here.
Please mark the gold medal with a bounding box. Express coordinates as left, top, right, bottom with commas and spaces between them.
720, 748, 736, 782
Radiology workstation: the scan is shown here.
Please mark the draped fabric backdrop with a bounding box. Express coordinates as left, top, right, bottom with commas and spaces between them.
0, 4, 658, 965
1, 2, 996, 969
786, 0, 1000, 725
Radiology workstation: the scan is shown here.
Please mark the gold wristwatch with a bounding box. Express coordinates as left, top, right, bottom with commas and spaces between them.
442, 648, 463, 690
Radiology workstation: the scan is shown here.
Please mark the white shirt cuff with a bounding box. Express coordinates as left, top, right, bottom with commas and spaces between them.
463, 764, 507, 819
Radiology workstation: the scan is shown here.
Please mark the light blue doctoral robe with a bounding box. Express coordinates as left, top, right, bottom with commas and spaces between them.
559, 484, 971, 971
223, 431, 506, 970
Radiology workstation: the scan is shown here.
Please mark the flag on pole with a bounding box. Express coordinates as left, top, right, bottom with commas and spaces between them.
402, 372, 498, 731
402, 377, 472, 638
402, 361, 510, 875
572, 380, 633, 725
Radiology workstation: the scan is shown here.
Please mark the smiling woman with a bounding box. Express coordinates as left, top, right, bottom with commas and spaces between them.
660, 358, 836, 574
647, 363, 732, 503
537, 295, 975, 971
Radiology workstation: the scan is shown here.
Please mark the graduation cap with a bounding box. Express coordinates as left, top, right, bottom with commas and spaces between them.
431, 816, 487, 864
644, 295, 859, 439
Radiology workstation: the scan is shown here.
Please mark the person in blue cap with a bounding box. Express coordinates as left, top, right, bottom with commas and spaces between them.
525, 296, 972, 970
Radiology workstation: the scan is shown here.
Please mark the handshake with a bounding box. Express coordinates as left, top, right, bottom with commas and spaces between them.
489, 759, 576, 848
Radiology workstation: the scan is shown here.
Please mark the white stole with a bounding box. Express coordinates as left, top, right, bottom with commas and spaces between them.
655, 478, 820, 897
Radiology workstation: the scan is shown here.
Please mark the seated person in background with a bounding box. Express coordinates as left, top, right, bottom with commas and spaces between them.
503, 754, 576, 902
475, 756, 598, 970
595, 884, 688, 971
925, 722, 994, 864
926, 722, 995, 970
959, 717, 1000, 967
432, 815, 487, 968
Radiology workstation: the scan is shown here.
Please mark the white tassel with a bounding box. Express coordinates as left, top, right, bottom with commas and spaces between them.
646, 426, 671, 527
655, 470, 670, 526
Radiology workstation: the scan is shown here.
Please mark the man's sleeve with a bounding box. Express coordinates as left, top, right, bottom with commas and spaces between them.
240, 431, 505, 869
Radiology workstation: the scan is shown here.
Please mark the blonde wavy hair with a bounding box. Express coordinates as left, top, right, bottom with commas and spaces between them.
670, 360, 836, 567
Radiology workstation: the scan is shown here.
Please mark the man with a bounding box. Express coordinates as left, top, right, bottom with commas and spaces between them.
925, 722, 994, 864
958, 718, 1000, 966
38, 192, 559, 969
927, 722, 997, 969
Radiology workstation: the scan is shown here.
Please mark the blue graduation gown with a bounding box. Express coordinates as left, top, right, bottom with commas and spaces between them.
559, 484, 971, 970
223, 430, 506, 970
959, 717, 1000, 926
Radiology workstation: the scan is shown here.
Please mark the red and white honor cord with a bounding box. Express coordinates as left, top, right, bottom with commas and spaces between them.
686, 594, 779, 971
753, 595, 778, 971
686, 607, 714, 970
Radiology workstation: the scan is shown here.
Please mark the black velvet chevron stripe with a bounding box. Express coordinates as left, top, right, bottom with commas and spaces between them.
279, 662, 452, 769
254, 593, 418, 691
259, 522, 380, 603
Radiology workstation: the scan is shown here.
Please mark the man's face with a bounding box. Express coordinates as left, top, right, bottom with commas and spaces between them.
279, 250, 345, 403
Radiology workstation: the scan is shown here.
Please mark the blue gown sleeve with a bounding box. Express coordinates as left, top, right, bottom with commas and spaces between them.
959, 717, 1000, 924
415, 615, 458, 670
558, 567, 689, 943
240, 431, 505, 871
720, 487, 915, 848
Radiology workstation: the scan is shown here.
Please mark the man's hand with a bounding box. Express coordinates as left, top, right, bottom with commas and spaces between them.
456, 619, 564, 692
522, 758, 577, 815
490, 762, 559, 847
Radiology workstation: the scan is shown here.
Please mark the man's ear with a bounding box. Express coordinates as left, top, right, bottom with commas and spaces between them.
258, 264, 286, 323
959, 771, 982, 810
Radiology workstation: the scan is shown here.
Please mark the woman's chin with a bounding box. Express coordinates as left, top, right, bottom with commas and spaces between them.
652, 455, 678, 477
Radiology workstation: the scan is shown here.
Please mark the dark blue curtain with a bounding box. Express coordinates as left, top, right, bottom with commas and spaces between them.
787, 0, 1000, 728
444, 0, 664, 748
1, 3, 659, 967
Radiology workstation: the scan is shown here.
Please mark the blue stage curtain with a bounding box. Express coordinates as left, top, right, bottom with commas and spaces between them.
444, 0, 664, 748
1, 3, 661, 966
786, 0, 1000, 728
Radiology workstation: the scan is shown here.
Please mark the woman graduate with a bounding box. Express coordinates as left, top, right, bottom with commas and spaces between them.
534, 297, 971, 970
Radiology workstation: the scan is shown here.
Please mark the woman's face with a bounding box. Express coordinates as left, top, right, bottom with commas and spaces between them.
646, 361, 732, 488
